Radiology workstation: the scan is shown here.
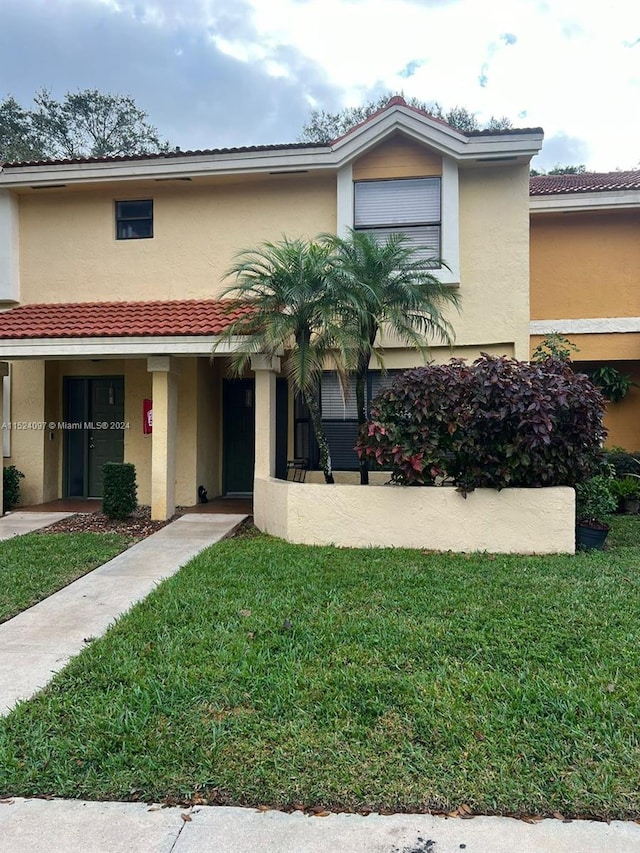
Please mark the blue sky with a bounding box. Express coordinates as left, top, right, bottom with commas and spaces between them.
1, 0, 638, 171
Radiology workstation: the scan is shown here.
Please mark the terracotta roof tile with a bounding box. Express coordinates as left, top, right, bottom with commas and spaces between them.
0, 299, 252, 339
530, 171, 640, 195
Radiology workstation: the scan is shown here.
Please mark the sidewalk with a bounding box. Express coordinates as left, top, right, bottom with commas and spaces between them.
0, 510, 74, 540
1, 799, 639, 853
0, 513, 246, 714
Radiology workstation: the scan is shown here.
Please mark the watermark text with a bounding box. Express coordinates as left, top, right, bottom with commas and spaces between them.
1, 421, 131, 431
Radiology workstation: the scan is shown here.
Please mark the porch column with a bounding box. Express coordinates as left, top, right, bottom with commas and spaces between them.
147, 356, 178, 521
0, 362, 8, 515
251, 355, 280, 480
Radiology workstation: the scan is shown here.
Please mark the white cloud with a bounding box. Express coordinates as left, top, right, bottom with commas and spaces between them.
233, 0, 640, 169
4, 0, 639, 168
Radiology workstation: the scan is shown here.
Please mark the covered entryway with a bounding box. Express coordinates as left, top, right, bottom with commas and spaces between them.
223, 379, 255, 495
63, 376, 125, 498
0, 298, 263, 519
223, 376, 289, 495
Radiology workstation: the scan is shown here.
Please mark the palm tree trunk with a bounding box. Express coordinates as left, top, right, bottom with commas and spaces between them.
303, 387, 334, 484
356, 367, 368, 485
357, 332, 376, 485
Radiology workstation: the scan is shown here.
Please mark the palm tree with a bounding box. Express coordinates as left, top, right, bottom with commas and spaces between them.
322, 229, 460, 484
214, 237, 354, 484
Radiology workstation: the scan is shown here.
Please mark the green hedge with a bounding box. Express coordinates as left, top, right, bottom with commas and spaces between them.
3, 465, 25, 513
102, 462, 137, 520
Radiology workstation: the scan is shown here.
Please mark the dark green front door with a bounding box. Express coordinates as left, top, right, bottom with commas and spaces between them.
64, 377, 125, 498
223, 379, 255, 494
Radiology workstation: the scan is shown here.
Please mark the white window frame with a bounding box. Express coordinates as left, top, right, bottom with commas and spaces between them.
336, 159, 459, 285
354, 176, 442, 265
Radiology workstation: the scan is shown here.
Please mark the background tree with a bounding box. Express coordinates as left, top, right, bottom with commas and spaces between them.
531, 164, 587, 176
323, 230, 459, 484
31, 89, 169, 159
299, 92, 513, 142
547, 164, 586, 175
0, 96, 45, 162
0, 89, 169, 162
214, 238, 356, 484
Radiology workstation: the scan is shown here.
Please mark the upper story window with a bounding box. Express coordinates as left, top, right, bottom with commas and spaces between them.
115, 199, 153, 240
354, 177, 441, 266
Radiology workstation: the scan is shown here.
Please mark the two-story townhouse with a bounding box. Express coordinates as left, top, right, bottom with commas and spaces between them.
0, 98, 542, 519
530, 171, 640, 451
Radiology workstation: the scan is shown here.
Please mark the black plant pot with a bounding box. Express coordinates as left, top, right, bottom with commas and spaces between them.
576, 523, 609, 551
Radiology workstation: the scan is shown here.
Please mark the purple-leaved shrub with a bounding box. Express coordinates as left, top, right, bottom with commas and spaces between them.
356, 354, 607, 491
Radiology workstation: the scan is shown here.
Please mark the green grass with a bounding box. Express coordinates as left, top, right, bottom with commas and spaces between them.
0, 532, 131, 623
0, 516, 639, 818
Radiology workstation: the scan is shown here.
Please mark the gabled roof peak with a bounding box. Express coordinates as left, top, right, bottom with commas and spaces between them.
385, 96, 407, 108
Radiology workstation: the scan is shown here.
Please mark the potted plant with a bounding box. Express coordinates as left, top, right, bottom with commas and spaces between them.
610, 476, 640, 514
575, 475, 617, 550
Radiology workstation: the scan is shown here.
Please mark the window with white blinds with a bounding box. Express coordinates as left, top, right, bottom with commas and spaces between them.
320, 373, 358, 419
354, 177, 441, 264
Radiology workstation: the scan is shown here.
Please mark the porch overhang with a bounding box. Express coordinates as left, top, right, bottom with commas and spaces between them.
0, 298, 253, 358
0, 334, 249, 359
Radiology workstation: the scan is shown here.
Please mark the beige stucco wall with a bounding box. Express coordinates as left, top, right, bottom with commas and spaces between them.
353, 135, 442, 179
43, 360, 61, 502
16, 155, 530, 363
374, 342, 515, 371
8, 148, 532, 504
174, 358, 198, 507
455, 165, 531, 359
6, 361, 46, 506
18, 175, 337, 305
123, 360, 153, 504
254, 477, 575, 554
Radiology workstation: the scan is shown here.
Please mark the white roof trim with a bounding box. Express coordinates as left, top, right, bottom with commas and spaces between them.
530, 189, 640, 212
0, 334, 251, 359
0, 106, 543, 189
530, 317, 640, 335
331, 107, 542, 164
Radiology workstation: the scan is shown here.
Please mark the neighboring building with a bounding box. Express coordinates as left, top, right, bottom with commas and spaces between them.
0, 98, 543, 517
530, 171, 640, 450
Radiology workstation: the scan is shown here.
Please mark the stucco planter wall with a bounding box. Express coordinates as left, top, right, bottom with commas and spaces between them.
254, 477, 576, 554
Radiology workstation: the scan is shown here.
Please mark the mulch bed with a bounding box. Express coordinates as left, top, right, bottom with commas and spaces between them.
37, 508, 255, 541
37, 506, 174, 539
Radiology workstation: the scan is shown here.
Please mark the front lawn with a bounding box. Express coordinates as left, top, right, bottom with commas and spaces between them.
0, 532, 131, 623
0, 517, 638, 818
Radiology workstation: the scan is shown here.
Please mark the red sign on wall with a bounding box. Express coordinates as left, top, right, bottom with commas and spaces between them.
143, 398, 153, 435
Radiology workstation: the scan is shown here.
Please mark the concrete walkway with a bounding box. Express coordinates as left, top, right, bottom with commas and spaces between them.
0, 510, 74, 540
0, 799, 639, 853
0, 513, 246, 714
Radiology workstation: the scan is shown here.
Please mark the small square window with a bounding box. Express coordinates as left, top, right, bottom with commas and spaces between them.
115, 199, 153, 240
